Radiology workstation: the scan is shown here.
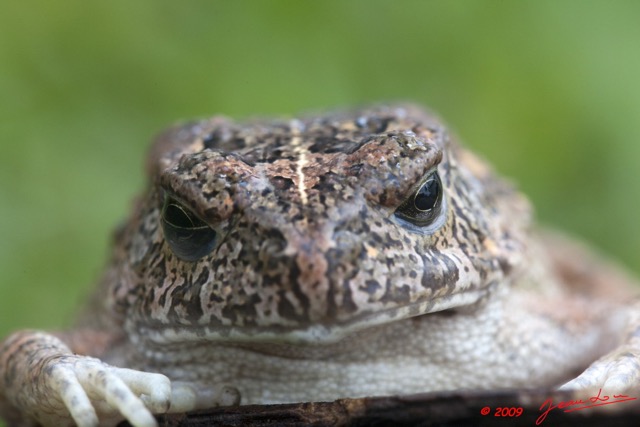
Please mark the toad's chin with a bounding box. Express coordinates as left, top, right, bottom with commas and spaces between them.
127, 287, 490, 347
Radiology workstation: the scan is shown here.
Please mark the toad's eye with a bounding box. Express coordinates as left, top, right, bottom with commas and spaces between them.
161, 197, 217, 261
394, 171, 445, 231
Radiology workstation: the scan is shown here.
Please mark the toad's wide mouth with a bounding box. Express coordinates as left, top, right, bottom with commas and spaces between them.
129, 288, 488, 347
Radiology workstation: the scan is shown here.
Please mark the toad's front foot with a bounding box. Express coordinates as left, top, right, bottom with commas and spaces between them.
40, 355, 172, 427
0, 331, 240, 427
43, 359, 241, 427
560, 341, 640, 398
560, 301, 640, 400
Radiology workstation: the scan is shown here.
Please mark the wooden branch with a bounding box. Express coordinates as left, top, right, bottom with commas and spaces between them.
119, 388, 640, 427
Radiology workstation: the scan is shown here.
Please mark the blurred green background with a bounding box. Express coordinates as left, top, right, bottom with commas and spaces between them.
1, 0, 640, 354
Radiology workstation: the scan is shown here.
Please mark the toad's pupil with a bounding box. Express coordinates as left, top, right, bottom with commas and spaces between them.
164, 203, 196, 228
414, 176, 440, 211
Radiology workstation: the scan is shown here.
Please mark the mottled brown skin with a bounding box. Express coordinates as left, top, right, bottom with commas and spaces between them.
1, 104, 639, 427
100, 105, 526, 338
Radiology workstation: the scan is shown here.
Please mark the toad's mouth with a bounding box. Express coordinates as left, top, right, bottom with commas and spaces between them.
129, 287, 488, 347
